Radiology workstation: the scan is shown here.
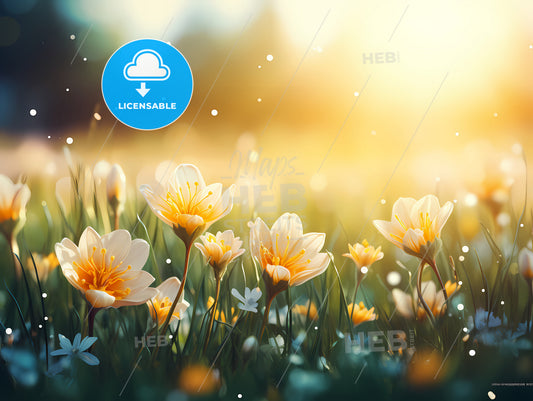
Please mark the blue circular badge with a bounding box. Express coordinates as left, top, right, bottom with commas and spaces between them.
102, 39, 193, 130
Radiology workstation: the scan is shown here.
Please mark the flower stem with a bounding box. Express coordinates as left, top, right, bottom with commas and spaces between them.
417, 261, 436, 326
350, 278, 363, 322
113, 210, 120, 231
88, 307, 97, 337
152, 243, 192, 363
87, 307, 98, 352
259, 296, 274, 342
6, 233, 21, 278
203, 276, 221, 353
527, 279, 532, 335
428, 259, 448, 301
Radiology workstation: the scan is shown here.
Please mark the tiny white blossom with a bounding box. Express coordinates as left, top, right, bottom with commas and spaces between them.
50, 333, 99, 366
231, 287, 262, 313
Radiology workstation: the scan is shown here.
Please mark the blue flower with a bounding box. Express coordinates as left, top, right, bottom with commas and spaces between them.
50, 333, 99, 366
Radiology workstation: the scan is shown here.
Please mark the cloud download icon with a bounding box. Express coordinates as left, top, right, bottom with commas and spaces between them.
124, 50, 170, 97
102, 39, 193, 130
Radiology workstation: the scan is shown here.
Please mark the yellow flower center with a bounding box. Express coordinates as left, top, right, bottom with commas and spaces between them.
259, 234, 307, 269
160, 182, 214, 223
151, 296, 180, 324
0, 205, 18, 223
73, 247, 132, 300
208, 237, 232, 254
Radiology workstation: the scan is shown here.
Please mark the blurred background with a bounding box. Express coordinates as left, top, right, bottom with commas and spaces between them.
0, 0, 532, 246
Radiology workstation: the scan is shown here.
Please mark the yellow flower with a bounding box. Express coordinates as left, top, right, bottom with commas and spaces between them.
195, 230, 245, 280
373, 194, 453, 263
293, 301, 319, 321
347, 302, 377, 326
147, 277, 190, 329
28, 253, 59, 282
140, 164, 235, 247
207, 296, 238, 325
106, 164, 126, 214
518, 248, 533, 280
0, 174, 30, 238
55, 227, 158, 309
392, 280, 459, 320
178, 364, 220, 395
343, 239, 383, 270
249, 213, 330, 297
407, 349, 445, 387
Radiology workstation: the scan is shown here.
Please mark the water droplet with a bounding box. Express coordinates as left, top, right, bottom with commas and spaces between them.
462, 246, 469, 253
166, 258, 171, 264
5, 328, 12, 335
211, 109, 218, 116
257, 65, 262, 69
66, 137, 73, 145
469, 349, 476, 356
354, 91, 359, 97
44, 316, 49, 321
361, 266, 368, 274
38, 324, 43, 329
42, 293, 47, 298
457, 303, 464, 311
500, 300, 504, 305
380, 199, 386, 205
465, 193, 478, 206
458, 256, 465, 262
65, 88, 70, 92
83, 57, 87, 61
463, 327, 468, 332
257, 98, 262, 102
455, 131, 459, 136
386, 271, 401, 286
266, 54, 273, 62
458, 281, 463, 286
481, 288, 485, 293
93, 112, 102, 121
488, 390, 496, 400
237, 395, 243, 399
70, 34, 76, 40
493, 112, 498, 117
29, 109, 37, 116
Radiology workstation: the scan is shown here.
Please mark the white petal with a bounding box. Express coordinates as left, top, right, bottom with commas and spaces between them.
113, 287, 158, 307
155, 276, 181, 300
271, 213, 304, 241
434, 200, 454, 235
120, 239, 150, 270
392, 289, 414, 319
392, 197, 417, 228
86, 290, 116, 308
78, 227, 102, 261
100, 230, 131, 263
